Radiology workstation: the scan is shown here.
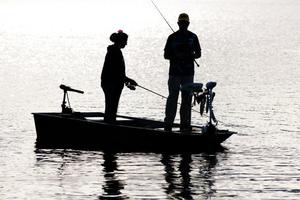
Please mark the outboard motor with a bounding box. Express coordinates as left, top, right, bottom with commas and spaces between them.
181, 83, 204, 105
205, 81, 218, 125
181, 81, 218, 134
206, 81, 217, 90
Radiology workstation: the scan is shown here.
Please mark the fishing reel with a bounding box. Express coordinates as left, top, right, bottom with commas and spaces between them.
125, 79, 137, 90
60, 84, 84, 114
125, 82, 136, 90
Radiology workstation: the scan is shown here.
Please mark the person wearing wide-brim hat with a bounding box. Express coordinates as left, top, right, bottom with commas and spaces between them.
164, 13, 201, 132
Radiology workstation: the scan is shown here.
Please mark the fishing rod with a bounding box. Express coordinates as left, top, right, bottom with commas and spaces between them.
137, 84, 202, 114
150, 0, 175, 33
137, 84, 167, 99
150, 0, 200, 67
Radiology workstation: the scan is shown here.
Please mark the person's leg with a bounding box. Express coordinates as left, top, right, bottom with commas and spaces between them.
164, 76, 181, 131
108, 88, 122, 123
102, 82, 123, 123
180, 76, 194, 130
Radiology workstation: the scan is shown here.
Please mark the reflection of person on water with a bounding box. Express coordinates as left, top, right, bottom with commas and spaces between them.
99, 153, 127, 199
161, 154, 193, 199
164, 13, 201, 132
161, 153, 218, 199
101, 30, 137, 123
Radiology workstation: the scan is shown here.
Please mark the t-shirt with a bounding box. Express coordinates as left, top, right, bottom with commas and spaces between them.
164, 30, 201, 76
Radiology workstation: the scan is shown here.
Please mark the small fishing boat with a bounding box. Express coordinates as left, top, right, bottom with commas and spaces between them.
33, 83, 235, 152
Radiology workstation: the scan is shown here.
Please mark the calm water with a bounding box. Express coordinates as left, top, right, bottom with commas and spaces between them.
1, 0, 300, 199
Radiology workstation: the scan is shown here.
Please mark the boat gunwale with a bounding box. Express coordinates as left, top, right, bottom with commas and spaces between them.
32, 112, 236, 136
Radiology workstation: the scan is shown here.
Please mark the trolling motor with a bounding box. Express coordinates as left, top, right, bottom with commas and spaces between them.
181, 81, 218, 133
60, 84, 84, 114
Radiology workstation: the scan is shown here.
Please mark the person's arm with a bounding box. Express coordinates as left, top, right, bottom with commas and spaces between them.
164, 36, 172, 60
193, 35, 201, 59
124, 76, 137, 90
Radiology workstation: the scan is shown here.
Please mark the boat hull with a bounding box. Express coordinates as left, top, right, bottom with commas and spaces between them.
33, 112, 234, 152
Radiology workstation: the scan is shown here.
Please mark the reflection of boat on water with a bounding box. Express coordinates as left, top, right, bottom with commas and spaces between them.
33, 83, 235, 152
99, 152, 221, 199
34, 149, 225, 199
34, 149, 128, 199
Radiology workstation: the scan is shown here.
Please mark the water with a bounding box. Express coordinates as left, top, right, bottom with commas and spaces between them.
1, 0, 300, 199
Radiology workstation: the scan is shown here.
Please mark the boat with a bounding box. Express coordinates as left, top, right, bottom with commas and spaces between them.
33, 83, 236, 152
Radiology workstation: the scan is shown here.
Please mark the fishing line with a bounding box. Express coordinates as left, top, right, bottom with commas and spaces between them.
137, 84, 202, 114
150, 0, 200, 67
137, 84, 167, 99
150, 0, 175, 32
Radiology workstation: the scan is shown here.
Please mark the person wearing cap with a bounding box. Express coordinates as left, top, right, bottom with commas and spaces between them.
101, 30, 137, 123
163, 13, 201, 132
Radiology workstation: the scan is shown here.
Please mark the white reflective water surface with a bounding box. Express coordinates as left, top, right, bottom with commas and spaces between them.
0, 0, 300, 199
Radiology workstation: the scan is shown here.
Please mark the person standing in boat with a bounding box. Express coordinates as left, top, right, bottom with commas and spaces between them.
101, 30, 137, 123
164, 13, 201, 132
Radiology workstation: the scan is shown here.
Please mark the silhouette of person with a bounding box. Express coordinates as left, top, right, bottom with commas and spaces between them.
101, 30, 137, 123
164, 13, 201, 132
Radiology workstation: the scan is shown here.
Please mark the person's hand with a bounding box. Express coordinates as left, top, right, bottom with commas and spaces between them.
127, 84, 136, 90
129, 79, 137, 86
125, 78, 137, 90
